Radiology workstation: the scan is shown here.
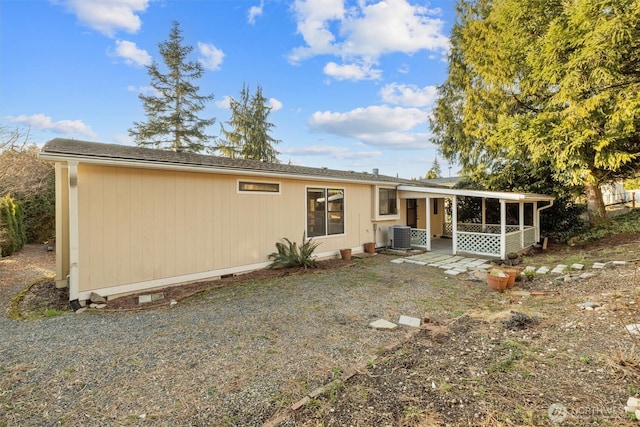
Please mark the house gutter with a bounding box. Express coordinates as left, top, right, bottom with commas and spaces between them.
38, 152, 408, 187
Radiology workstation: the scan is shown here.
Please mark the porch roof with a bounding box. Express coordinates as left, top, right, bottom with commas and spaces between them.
397, 185, 555, 203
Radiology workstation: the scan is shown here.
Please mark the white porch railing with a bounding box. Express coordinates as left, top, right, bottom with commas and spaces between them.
410, 228, 428, 249
442, 223, 537, 257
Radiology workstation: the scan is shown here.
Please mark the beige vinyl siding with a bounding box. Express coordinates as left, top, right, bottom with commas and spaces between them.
76, 164, 376, 293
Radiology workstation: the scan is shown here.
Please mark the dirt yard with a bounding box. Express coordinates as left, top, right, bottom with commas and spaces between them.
2, 235, 640, 426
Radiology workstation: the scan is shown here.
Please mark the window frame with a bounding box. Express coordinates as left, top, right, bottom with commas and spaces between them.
306, 186, 345, 238
374, 186, 400, 220
236, 179, 281, 195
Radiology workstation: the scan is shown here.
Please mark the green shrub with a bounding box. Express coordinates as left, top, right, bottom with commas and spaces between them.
578, 209, 640, 241
0, 195, 25, 256
268, 232, 321, 269
21, 191, 55, 243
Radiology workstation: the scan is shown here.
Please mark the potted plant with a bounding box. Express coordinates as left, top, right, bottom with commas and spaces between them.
340, 248, 352, 261
487, 268, 509, 292
363, 242, 376, 253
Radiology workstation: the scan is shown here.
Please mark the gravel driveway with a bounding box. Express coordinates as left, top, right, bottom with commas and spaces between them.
0, 247, 462, 426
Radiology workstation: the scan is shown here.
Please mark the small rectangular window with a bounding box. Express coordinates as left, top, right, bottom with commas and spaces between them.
238, 181, 280, 193
379, 188, 398, 215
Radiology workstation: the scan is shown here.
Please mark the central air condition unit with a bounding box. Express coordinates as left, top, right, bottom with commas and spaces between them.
391, 225, 411, 250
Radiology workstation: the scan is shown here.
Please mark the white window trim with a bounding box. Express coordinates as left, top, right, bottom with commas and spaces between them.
305, 186, 346, 238
373, 185, 400, 221
236, 179, 281, 195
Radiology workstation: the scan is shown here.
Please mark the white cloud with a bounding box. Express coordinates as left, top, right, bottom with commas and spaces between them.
323, 62, 382, 81
55, 0, 150, 37
215, 95, 232, 109
127, 85, 159, 96
379, 83, 438, 107
112, 40, 151, 67
198, 42, 225, 70
269, 98, 283, 111
289, 0, 345, 63
280, 145, 381, 160
308, 105, 431, 149
113, 133, 134, 145
289, 0, 450, 81
6, 114, 97, 138
248, 0, 264, 24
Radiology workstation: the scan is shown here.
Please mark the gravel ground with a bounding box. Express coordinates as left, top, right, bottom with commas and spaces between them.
0, 248, 467, 426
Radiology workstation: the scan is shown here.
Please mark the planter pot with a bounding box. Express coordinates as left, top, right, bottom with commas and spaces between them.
363, 242, 376, 254
340, 248, 352, 261
487, 271, 509, 292
501, 268, 519, 288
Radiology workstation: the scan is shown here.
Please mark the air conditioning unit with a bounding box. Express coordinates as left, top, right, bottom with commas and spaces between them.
390, 225, 411, 250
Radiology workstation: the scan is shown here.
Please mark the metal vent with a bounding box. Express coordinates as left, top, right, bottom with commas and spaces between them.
391, 225, 411, 250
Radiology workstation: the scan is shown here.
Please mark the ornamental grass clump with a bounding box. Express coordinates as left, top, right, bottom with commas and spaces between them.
268, 232, 321, 270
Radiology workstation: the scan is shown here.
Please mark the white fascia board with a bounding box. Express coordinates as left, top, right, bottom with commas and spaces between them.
397, 185, 554, 202
39, 152, 404, 187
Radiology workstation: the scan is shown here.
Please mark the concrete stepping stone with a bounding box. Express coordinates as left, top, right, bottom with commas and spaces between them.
592, 262, 607, 269
398, 315, 421, 327
613, 261, 628, 266
550, 264, 568, 274
444, 269, 463, 276
536, 266, 550, 274
579, 272, 596, 279
404, 259, 427, 266
369, 319, 398, 330
390, 258, 405, 264
570, 263, 584, 270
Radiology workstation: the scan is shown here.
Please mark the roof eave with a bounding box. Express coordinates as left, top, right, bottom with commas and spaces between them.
39, 150, 408, 186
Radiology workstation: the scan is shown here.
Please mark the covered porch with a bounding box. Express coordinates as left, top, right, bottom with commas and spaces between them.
398, 186, 555, 259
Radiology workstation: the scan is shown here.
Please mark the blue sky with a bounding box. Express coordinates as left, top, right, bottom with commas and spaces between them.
1, 0, 456, 179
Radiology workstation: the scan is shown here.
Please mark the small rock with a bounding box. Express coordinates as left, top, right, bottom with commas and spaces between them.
170, 299, 178, 307
578, 302, 600, 309
625, 324, 640, 335
90, 292, 107, 304
94, 303, 107, 309
75, 307, 88, 314
626, 397, 639, 411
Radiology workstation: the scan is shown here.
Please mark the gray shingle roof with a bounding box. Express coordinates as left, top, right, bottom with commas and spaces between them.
40, 138, 421, 185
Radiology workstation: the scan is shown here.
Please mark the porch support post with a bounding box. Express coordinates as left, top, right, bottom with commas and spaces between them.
500, 199, 506, 259
519, 202, 525, 249
425, 197, 431, 251
68, 162, 80, 302
533, 201, 540, 242
452, 195, 458, 255
481, 197, 487, 232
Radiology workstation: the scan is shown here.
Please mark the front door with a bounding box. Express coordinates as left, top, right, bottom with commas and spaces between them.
406, 199, 417, 228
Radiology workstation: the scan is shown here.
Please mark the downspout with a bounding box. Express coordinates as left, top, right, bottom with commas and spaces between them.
535, 200, 554, 243
67, 162, 81, 311
425, 197, 431, 251
452, 195, 458, 255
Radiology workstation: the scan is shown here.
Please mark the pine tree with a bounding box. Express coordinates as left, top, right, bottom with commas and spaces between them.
129, 21, 215, 153
425, 158, 442, 179
431, 0, 640, 225
217, 84, 280, 162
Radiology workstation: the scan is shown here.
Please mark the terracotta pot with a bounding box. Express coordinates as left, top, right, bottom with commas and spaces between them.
363, 242, 376, 253
502, 268, 518, 288
487, 271, 509, 292
340, 248, 352, 261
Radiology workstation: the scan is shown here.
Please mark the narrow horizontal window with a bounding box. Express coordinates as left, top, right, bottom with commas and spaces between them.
238, 181, 280, 193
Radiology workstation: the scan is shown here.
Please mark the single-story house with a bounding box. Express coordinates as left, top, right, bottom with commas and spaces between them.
39, 139, 554, 306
